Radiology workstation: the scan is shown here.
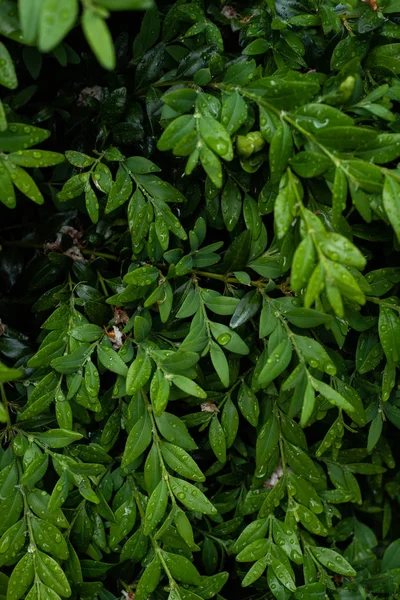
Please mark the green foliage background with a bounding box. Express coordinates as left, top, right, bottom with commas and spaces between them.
3, 0, 400, 598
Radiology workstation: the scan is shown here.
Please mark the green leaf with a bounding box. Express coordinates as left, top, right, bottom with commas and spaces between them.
122, 412, 152, 467
135, 558, 161, 600
310, 546, 356, 576
255, 414, 279, 478
268, 547, 296, 592
155, 413, 197, 450
126, 349, 152, 394
221, 91, 248, 136
20, 455, 49, 487
357, 133, 400, 164
299, 379, 315, 428
209, 416, 226, 463
221, 178, 241, 232
31, 517, 69, 559
294, 335, 336, 375
366, 42, 400, 73
0, 160, 15, 207
0, 362, 23, 383
48, 471, 69, 513
163, 89, 197, 114
19, 0, 42, 45
160, 441, 205, 482
9, 150, 64, 167
237, 538, 270, 562
248, 77, 319, 111
97, 0, 153, 8
163, 552, 201, 585
284, 440, 320, 483
6, 553, 34, 600
27, 490, 68, 529
34, 429, 83, 448
158, 116, 196, 151
241, 555, 269, 587
238, 382, 259, 427
171, 375, 207, 399
269, 121, 293, 184
109, 497, 137, 547
382, 539, 400, 571
51, 347, 90, 375
383, 174, 400, 243
272, 520, 302, 564
58, 173, 90, 201
35, 551, 71, 597
0, 519, 26, 566
200, 145, 222, 188
210, 341, 229, 387
120, 527, 148, 562
150, 368, 170, 416
291, 235, 316, 296
97, 345, 128, 376
0, 42, 17, 89
82, 8, 116, 70
243, 38, 270, 56
144, 478, 168, 534
70, 324, 103, 342
230, 291, 260, 329
296, 504, 327, 536
0, 98, 6, 132
3, 161, 43, 204
290, 151, 330, 178
105, 169, 133, 214
379, 304, 400, 363
221, 397, 239, 448
199, 116, 233, 162
274, 175, 296, 240
204, 295, 239, 316
209, 322, 249, 355
257, 338, 292, 387
310, 377, 354, 413
170, 477, 217, 515
314, 127, 377, 151
38, 0, 78, 52
85, 185, 99, 224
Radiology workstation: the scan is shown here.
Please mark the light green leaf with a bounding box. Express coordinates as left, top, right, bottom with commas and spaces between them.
39, 0, 78, 52
0, 41, 17, 89
82, 8, 116, 70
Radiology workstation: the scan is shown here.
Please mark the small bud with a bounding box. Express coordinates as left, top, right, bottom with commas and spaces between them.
246, 131, 265, 154
236, 135, 254, 158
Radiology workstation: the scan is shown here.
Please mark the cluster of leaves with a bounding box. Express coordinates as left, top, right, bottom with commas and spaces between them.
5, 0, 400, 599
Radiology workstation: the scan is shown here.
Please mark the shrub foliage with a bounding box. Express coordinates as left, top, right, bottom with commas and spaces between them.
3, 0, 400, 599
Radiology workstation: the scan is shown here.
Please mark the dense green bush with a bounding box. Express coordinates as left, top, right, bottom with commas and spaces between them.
4, 0, 400, 598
